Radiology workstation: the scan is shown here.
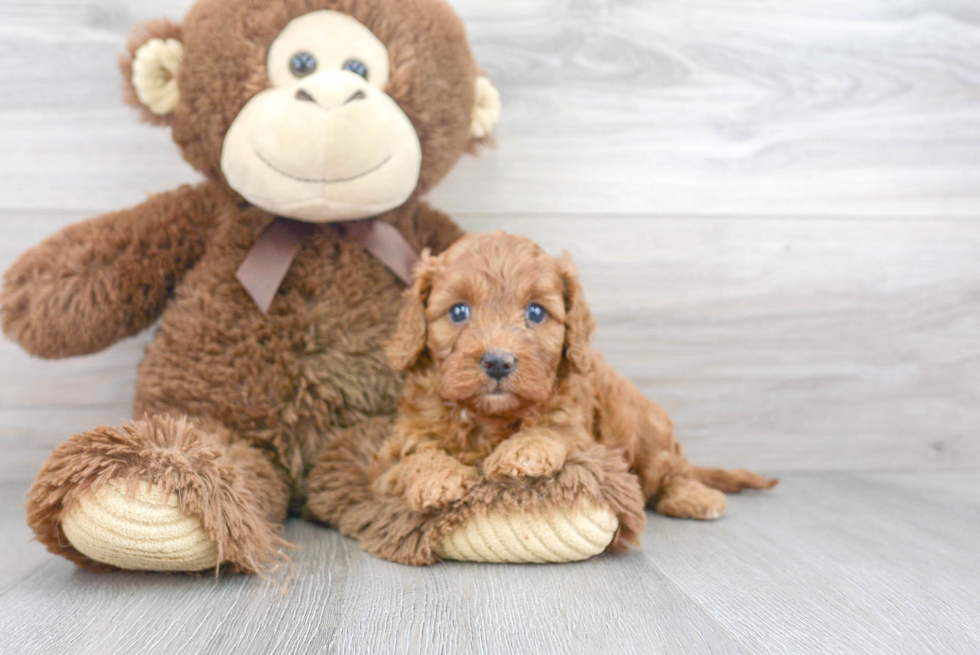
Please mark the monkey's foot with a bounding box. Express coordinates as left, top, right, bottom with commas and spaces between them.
61, 479, 220, 572
435, 502, 618, 563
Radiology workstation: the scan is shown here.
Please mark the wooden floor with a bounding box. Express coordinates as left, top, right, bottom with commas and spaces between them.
1, 0, 979, 653
2, 472, 980, 654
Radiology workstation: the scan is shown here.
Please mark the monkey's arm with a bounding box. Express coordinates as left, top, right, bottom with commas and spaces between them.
412, 202, 465, 255
1, 183, 219, 358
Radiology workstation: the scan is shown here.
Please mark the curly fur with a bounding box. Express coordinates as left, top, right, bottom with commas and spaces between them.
377, 233, 777, 520
305, 417, 646, 565
25, 415, 292, 574
4, 0, 481, 574
305, 232, 776, 565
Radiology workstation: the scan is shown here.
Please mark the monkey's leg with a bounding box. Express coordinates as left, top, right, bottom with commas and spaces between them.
26, 415, 291, 573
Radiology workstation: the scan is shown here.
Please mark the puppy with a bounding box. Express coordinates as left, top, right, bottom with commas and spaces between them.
371, 232, 776, 518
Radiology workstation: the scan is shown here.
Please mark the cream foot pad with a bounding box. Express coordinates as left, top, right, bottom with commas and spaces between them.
435, 502, 618, 563
61, 479, 220, 571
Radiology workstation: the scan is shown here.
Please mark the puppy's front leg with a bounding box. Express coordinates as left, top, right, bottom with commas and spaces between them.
374, 450, 479, 512
483, 430, 569, 481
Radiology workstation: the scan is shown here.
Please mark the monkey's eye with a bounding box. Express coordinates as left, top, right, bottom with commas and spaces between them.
448, 303, 471, 324
526, 303, 547, 324
342, 58, 369, 79
289, 52, 318, 78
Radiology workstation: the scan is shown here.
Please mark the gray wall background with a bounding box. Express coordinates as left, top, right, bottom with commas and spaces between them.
1, 0, 978, 479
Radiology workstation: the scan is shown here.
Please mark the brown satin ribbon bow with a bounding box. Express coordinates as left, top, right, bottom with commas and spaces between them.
236, 216, 420, 313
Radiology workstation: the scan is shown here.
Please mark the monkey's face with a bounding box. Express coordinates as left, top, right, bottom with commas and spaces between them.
122, 0, 501, 224
221, 11, 422, 222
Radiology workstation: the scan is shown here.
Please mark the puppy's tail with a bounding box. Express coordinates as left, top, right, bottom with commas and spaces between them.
691, 466, 779, 493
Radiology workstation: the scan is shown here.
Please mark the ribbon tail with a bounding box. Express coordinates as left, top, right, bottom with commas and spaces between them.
344, 219, 421, 286
236, 216, 420, 314
236, 217, 314, 313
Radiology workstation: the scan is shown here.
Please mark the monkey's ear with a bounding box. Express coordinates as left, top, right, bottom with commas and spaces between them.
559, 252, 596, 375
470, 76, 501, 141
386, 250, 438, 371
120, 20, 184, 126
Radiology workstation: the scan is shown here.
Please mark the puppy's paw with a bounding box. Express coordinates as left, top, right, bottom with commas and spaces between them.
484, 434, 567, 481
655, 478, 727, 520
404, 464, 478, 512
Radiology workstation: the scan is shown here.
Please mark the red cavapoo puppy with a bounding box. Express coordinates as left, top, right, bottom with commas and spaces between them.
371, 232, 776, 518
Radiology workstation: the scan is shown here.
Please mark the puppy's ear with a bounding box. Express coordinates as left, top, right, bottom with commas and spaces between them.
559, 252, 596, 375
386, 250, 437, 371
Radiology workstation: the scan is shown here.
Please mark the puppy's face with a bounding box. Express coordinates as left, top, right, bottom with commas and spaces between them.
387, 232, 595, 419
427, 237, 567, 416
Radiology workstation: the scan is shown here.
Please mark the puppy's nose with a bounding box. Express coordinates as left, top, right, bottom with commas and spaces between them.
480, 350, 516, 380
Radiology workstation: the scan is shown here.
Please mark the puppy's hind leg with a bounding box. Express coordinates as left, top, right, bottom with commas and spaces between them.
691, 466, 778, 493
654, 477, 728, 521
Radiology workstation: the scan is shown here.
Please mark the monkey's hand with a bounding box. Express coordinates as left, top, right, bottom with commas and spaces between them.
1, 183, 217, 358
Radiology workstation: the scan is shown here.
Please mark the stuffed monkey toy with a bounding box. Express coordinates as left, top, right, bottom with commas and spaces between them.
2, 0, 643, 571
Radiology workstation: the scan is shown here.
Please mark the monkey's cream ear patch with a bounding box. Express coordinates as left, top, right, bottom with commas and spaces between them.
132, 38, 184, 116
471, 76, 501, 139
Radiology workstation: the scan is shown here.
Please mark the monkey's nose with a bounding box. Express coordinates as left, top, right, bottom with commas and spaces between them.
295, 89, 316, 103
343, 90, 367, 104
294, 88, 367, 108
480, 350, 516, 380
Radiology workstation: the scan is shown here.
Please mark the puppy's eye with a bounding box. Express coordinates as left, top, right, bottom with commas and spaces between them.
526, 303, 547, 324
342, 58, 369, 79
448, 303, 471, 324
290, 52, 318, 78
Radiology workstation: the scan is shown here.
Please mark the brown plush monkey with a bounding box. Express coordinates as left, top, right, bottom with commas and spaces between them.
1, 0, 506, 573
2, 0, 765, 573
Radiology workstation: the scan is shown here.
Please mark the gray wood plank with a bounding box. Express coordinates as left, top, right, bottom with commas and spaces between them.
0, 481, 749, 655
863, 469, 980, 504
3, 212, 977, 478
326, 544, 750, 654
460, 214, 980, 473
2, 0, 978, 652
3, 473, 980, 654
0, 1, 979, 215
646, 472, 980, 654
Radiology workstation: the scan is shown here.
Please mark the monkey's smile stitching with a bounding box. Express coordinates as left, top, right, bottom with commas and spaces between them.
255, 151, 392, 184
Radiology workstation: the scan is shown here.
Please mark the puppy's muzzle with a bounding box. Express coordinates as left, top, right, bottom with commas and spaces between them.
480, 350, 516, 380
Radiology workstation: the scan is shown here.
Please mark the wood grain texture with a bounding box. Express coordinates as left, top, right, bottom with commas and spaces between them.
3, 473, 980, 654
461, 215, 980, 473
0, 0, 979, 215
3, 211, 977, 478
2, 1, 979, 653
